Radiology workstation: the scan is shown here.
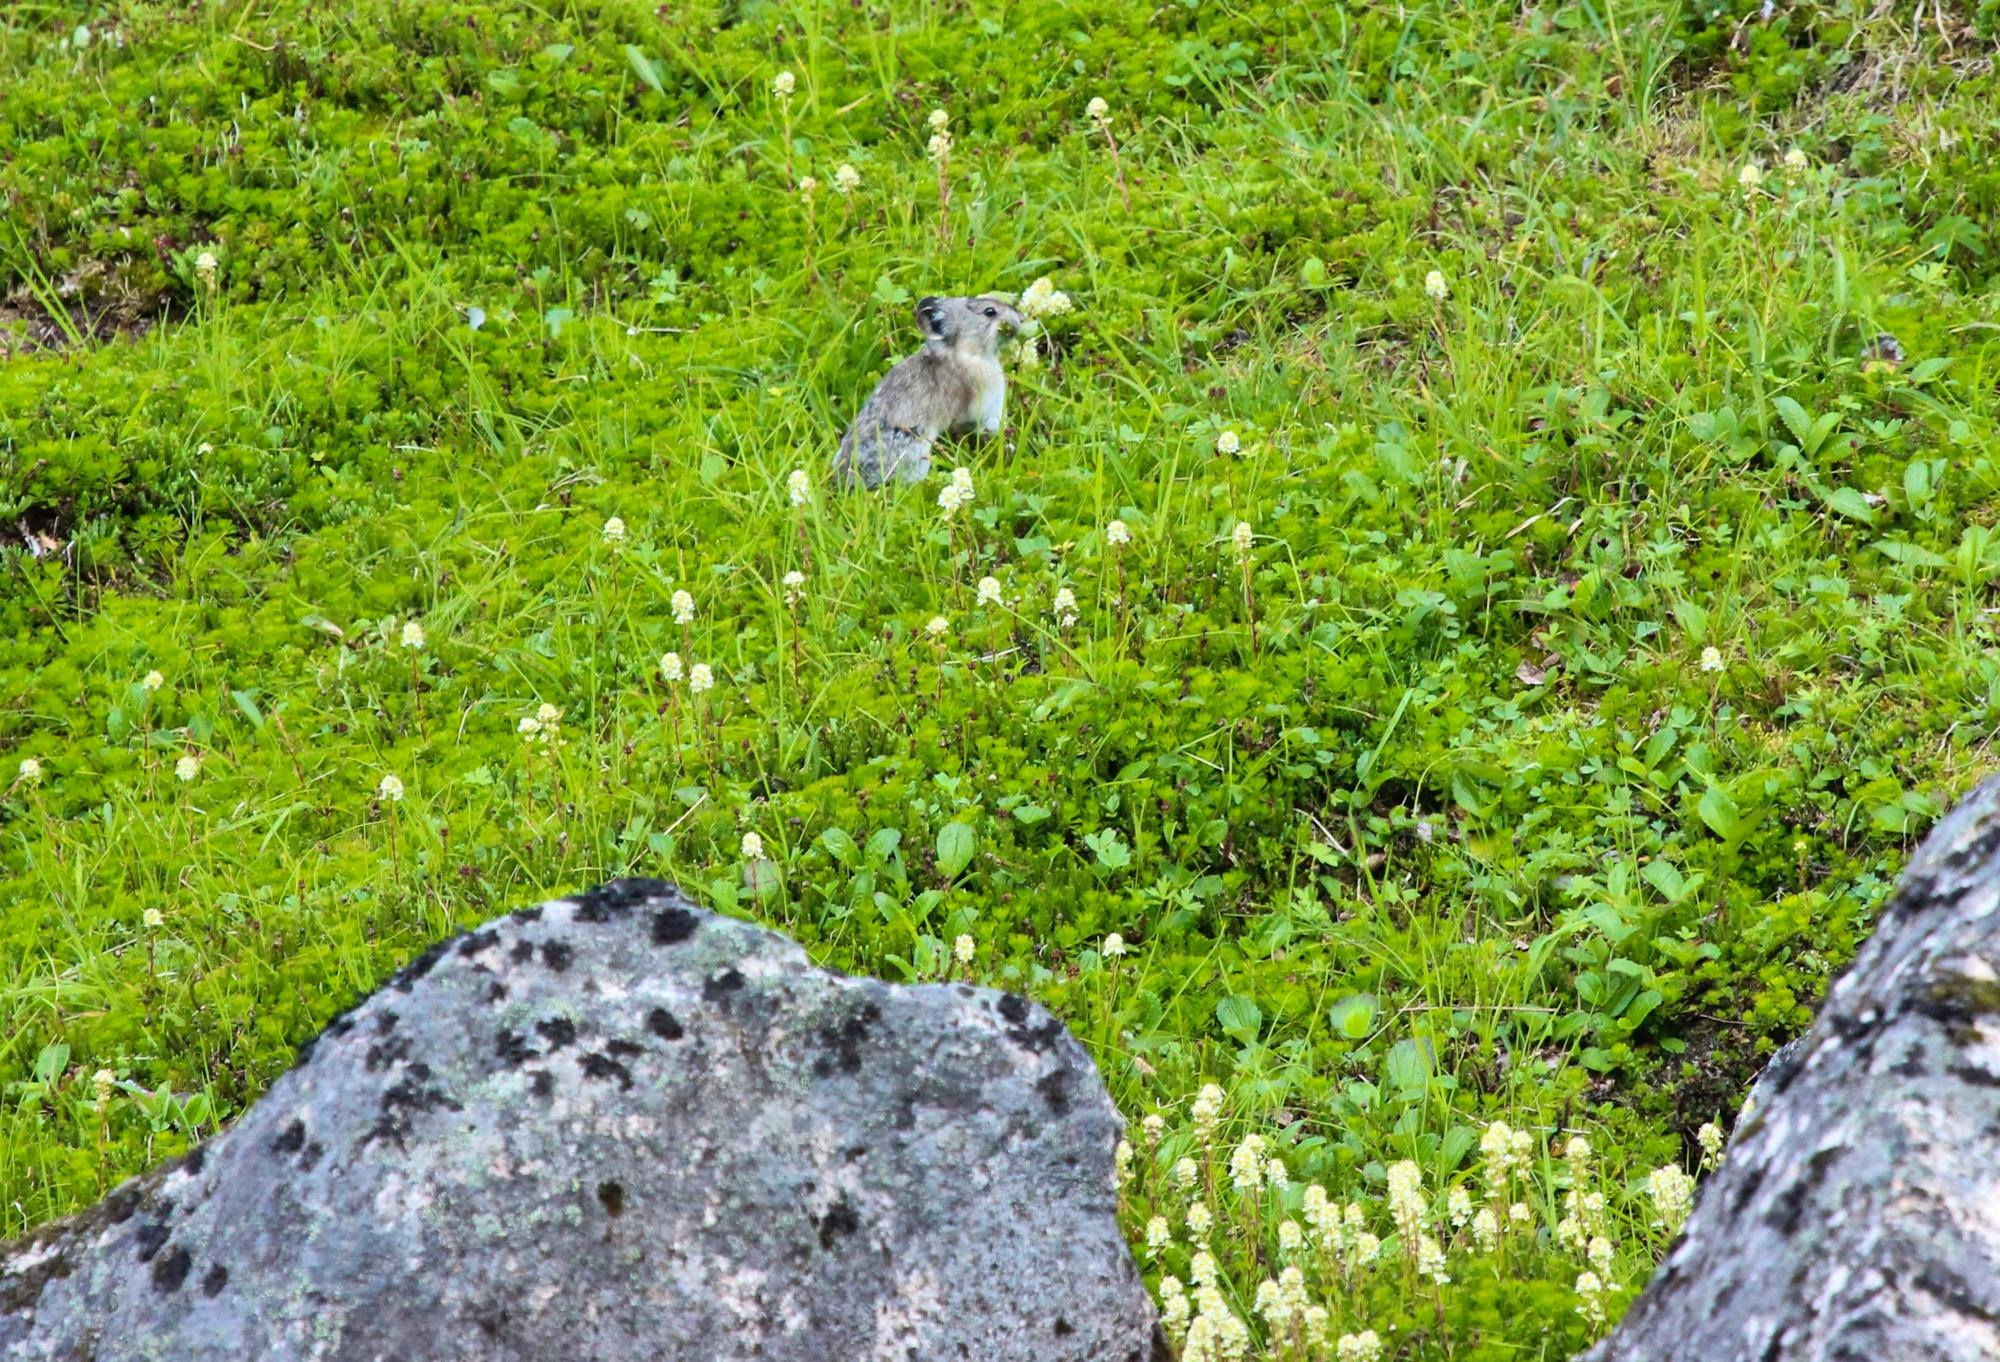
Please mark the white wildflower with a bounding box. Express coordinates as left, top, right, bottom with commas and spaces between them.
174, 755, 199, 783
1086, 95, 1110, 124
141, 670, 165, 691
953, 933, 975, 965
772, 70, 795, 99
1102, 932, 1126, 958
1145, 1215, 1173, 1256
689, 663, 715, 694
976, 575, 1004, 607
1447, 1184, 1473, 1228
142, 909, 164, 930
1698, 1121, 1725, 1163
1337, 1330, 1383, 1362
1701, 645, 1725, 673
672, 589, 696, 625
17, 757, 43, 784
1052, 587, 1078, 629
1228, 1133, 1267, 1193
1106, 518, 1131, 546
602, 515, 626, 543
741, 831, 764, 860
1425, 269, 1449, 300
1783, 146, 1808, 171
1472, 1206, 1500, 1251
1739, 160, 1764, 190
833, 162, 861, 195
1016, 276, 1073, 321
1214, 429, 1241, 455
659, 652, 684, 683
400, 620, 426, 649
377, 773, 404, 802
1231, 520, 1253, 559
925, 615, 949, 639
787, 468, 813, 506
1649, 1163, 1695, 1230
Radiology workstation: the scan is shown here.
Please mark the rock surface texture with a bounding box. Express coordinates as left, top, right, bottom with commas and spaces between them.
1589, 775, 2000, 1362
0, 879, 1163, 1362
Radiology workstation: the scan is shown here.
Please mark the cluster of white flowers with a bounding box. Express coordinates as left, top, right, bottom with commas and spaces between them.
976, 575, 1004, 608
16, 757, 42, 785
1700, 645, 1726, 673
518, 702, 564, 743
740, 830, 764, 860
1189, 1082, 1225, 1139
1227, 1133, 1267, 1192
1425, 269, 1449, 300
1648, 1163, 1696, 1230
1215, 429, 1241, 455
925, 615, 949, 639
782, 569, 806, 606
937, 465, 974, 513
1016, 276, 1073, 322
602, 515, 626, 543
1052, 586, 1079, 629
1697, 1120, 1725, 1163
194, 249, 219, 289
1102, 932, 1126, 958
1335, 1329, 1383, 1362
1783, 146, 1808, 171
689, 662, 715, 694
142, 908, 165, 930
175, 755, 199, 783
926, 108, 951, 165
1385, 1159, 1427, 1243
672, 589, 696, 626
1739, 160, 1764, 190
659, 652, 684, 683
1085, 95, 1110, 125
1106, 518, 1131, 547
1447, 1184, 1474, 1228
787, 468, 812, 507
377, 773, 404, 802
833, 162, 861, 195
771, 70, 795, 99
400, 620, 426, 650
1575, 1269, 1608, 1328
953, 933, 974, 965
1231, 520, 1253, 560
141, 669, 165, 691
1480, 1118, 1535, 1198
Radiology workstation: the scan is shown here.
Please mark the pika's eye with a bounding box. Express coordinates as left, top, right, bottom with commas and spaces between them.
983, 307, 997, 318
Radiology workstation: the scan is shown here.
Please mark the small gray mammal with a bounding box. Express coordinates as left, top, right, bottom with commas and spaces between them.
834, 294, 1024, 489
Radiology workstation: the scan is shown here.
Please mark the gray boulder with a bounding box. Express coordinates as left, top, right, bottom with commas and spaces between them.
1, 880, 1163, 1362
1590, 775, 2000, 1361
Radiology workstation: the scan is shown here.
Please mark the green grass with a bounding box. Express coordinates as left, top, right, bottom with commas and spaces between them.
5, 0, 2000, 1354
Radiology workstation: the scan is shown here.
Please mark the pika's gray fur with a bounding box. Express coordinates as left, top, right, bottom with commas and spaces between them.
834, 294, 1023, 489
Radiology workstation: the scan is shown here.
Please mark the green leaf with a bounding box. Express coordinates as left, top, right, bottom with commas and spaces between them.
1010, 804, 1052, 825
1772, 395, 1812, 448
819, 826, 858, 866
1873, 539, 1949, 569
936, 822, 975, 878
32, 1043, 69, 1084
1328, 993, 1378, 1039
1216, 994, 1263, 1043
1384, 1037, 1432, 1100
623, 44, 665, 95
230, 689, 265, 732
865, 827, 903, 861
1823, 486, 1877, 525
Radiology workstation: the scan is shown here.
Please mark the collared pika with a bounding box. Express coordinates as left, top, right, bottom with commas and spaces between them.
833, 294, 1024, 489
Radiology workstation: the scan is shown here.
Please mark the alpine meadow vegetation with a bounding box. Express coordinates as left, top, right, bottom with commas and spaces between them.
6, 1, 2000, 1356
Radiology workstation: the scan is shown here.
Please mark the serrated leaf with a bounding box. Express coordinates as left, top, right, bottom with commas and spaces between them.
819, 826, 858, 866
1772, 395, 1812, 448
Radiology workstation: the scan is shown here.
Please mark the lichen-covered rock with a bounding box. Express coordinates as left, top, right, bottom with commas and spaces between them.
1589, 775, 2000, 1362
0, 880, 1163, 1362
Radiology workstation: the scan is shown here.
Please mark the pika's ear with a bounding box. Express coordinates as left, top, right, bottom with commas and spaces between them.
915, 296, 947, 337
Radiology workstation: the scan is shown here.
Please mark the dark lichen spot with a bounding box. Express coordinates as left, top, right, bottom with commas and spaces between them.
457, 928, 501, 957
703, 968, 745, 1001
151, 1245, 191, 1293
486, 980, 509, 1003
497, 1030, 538, 1066
200, 1263, 228, 1297
1055, 1318, 1074, 1337
606, 1038, 645, 1059
997, 994, 1064, 1053
272, 1119, 307, 1154
528, 1069, 555, 1099
573, 878, 672, 923
300, 1141, 325, 1171
647, 1007, 685, 1040
597, 1180, 626, 1217
817, 1197, 861, 1250
513, 904, 544, 923
1036, 1068, 1073, 1116
374, 1011, 400, 1036
579, 1052, 633, 1090
813, 1001, 882, 1077
509, 939, 536, 965
997, 993, 1031, 1025
182, 1145, 206, 1177
540, 941, 575, 972
651, 907, 699, 945
536, 1017, 577, 1049
390, 939, 451, 992
134, 1222, 171, 1263
106, 1189, 140, 1224
364, 1035, 412, 1073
